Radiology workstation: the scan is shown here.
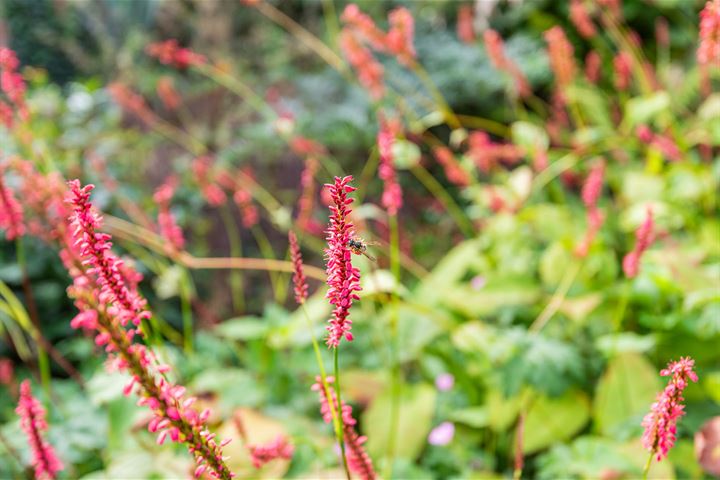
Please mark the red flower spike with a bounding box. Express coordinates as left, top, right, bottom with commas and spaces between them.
324, 176, 361, 348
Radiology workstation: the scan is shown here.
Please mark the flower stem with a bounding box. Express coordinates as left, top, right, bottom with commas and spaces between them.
300, 304, 346, 469
179, 268, 194, 353
642, 450, 654, 480
410, 164, 475, 238
15, 238, 51, 397
384, 213, 402, 480
219, 205, 245, 313
334, 348, 352, 480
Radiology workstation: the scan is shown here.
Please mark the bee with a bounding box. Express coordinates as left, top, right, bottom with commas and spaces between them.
348, 236, 377, 262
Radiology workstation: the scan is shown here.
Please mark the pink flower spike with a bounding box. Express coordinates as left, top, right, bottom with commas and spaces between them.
623, 207, 655, 278
289, 231, 309, 304
698, 0, 720, 67
377, 116, 403, 215
0, 166, 25, 240
324, 176, 362, 348
248, 435, 294, 469
642, 357, 698, 461
16, 381, 64, 480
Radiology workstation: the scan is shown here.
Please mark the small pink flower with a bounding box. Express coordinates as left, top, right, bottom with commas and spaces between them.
428, 422, 455, 446
457, 5, 476, 44
544, 26, 576, 96
642, 357, 698, 461
575, 160, 605, 257
433, 146, 471, 187
0, 165, 25, 240
248, 435, 294, 468
289, 231, 308, 304
613, 52, 633, 91
146, 39, 206, 69
623, 207, 655, 278
386, 7, 416, 66
435, 373, 455, 392
483, 29, 531, 98
377, 115, 403, 215
16, 381, 64, 480
585, 51, 602, 84
570, 0, 597, 39
698, 0, 720, 67
340, 29, 385, 100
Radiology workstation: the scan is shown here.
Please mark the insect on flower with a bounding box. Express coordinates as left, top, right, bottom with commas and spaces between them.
348, 236, 378, 262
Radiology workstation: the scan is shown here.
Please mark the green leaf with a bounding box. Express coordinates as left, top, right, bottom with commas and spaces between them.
595, 333, 657, 356
448, 406, 489, 428
391, 139, 421, 169
536, 436, 639, 480
540, 242, 572, 288
415, 239, 480, 305
622, 91, 671, 130
511, 121, 548, 152
364, 383, 436, 460
487, 389, 524, 432
593, 353, 661, 436
214, 317, 269, 341
440, 282, 541, 317
524, 389, 590, 454
566, 85, 612, 129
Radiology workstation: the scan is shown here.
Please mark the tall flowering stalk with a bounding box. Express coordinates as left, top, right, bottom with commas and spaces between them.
312, 376, 376, 480
324, 176, 362, 348
289, 229, 349, 477
623, 208, 655, 278
641, 357, 698, 477
66, 180, 234, 479
16, 380, 63, 480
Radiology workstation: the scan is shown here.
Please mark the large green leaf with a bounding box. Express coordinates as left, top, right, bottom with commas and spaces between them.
363, 383, 436, 460
524, 389, 590, 454
593, 353, 661, 436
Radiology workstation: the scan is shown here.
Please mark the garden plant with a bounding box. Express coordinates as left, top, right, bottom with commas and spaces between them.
0, 0, 719, 479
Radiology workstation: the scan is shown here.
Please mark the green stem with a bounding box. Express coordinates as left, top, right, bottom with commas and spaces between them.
642, 450, 654, 480
410, 61, 462, 131
219, 206, 245, 313
16, 238, 51, 399
410, 165, 475, 238
384, 214, 402, 480
300, 305, 345, 450
250, 226, 283, 303
334, 348, 352, 480
179, 268, 194, 353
